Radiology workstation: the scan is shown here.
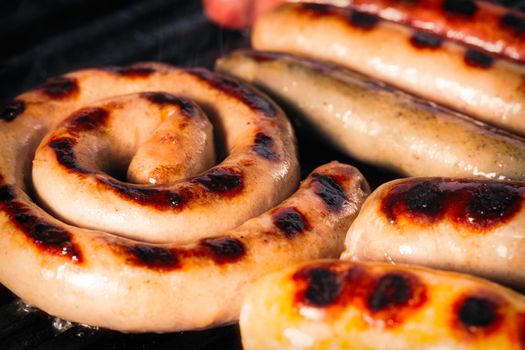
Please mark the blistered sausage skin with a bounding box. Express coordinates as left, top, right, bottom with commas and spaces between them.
347, 0, 525, 63
216, 50, 525, 180
252, 3, 525, 136
240, 260, 525, 350
342, 177, 525, 290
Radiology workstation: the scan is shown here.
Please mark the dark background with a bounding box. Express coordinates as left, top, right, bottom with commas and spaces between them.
1, 0, 524, 349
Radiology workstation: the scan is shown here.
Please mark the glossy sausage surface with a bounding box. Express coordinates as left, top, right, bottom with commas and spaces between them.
217, 50, 525, 180
343, 177, 525, 290
252, 3, 525, 136
241, 260, 525, 350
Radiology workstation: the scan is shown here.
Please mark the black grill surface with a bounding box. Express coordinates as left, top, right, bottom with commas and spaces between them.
1, 0, 524, 349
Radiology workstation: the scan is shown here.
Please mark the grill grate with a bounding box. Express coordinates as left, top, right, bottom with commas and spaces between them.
0, 0, 524, 349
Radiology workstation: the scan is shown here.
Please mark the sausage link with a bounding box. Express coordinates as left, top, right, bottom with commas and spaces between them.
241, 260, 525, 350
342, 177, 525, 290
216, 50, 525, 180
252, 3, 525, 136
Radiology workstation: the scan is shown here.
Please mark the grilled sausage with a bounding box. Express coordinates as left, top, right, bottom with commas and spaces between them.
347, 0, 525, 63
216, 50, 525, 180
252, 3, 525, 136
0, 62, 374, 332
240, 260, 525, 350
342, 177, 525, 290
19, 63, 299, 243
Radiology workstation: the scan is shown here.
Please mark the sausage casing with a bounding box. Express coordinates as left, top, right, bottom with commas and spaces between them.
216, 50, 525, 180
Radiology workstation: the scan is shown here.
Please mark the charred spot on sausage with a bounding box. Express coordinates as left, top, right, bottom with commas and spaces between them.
49, 137, 87, 173
67, 107, 109, 134
105, 65, 156, 77
252, 133, 278, 160
368, 273, 413, 312
0, 100, 25, 122
201, 237, 246, 264
410, 32, 444, 50
273, 207, 310, 238
501, 13, 525, 35
406, 181, 444, 218
349, 11, 380, 30
296, 267, 342, 307
464, 49, 494, 69
142, 92, 198, 117
454, 295, 503, 335
39, 76, 78, 98
311, 173, 347, 211
127, 245, 180, 270
466, 184, 522, 227
193, 167, 244, 195
189, 68, 277, 117
443, 0, 477, 17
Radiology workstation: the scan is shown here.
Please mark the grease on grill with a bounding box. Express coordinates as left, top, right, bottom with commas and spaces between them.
273, 207, 310, 238
0, 99, 25, 122
349, 11, 380, 30
39, 76, 78, 98
67, 107, 109, 134
311, 173, 347, 211
142, 92, 198, 117
105, 64, 156, 77
0, 185, 82, 262
443, 0, 477, 17
201, 237, 246, 264
252, 132, 278, 160
464, 49, 494, 69
410, 32, 444, 49
192, 167, 244, 195
453, 293, 503, 337
189, 68, 277, 117
293, 265, 343, 307
126, 245, 180, 271
381, 179, 523, 231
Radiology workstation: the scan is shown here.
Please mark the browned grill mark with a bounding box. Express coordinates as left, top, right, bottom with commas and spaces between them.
410, 32, 444, 49
311, 173, 347, 211
67, 107, 109, 134
0, 184, 82, 262
105, 65, 156, 77
452, 293, 504, 337
1, 99, 25, 122
381, 179, 524, 231
192, 167, 244, 195
252, 132, 278, 161
201, 237, 246, 264
465, 49, 494, 69
301, 3, 332, 14
126, 245, 180, 271
272, 207, 310, 238
39, 76, 78, 98
349, 10, 381, 30
102, 178, 189, 210
141, 92, 198, 117
49, 137, 89, 174
501, 13, 525, 35
189, 68, 277, 117
293, 265, 343, 307
443, 0, 477, 17
243, 50, 281, 63
293, 262, 426, 326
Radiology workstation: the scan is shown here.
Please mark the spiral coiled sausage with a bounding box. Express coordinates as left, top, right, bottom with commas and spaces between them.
0, 62, 370, 332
